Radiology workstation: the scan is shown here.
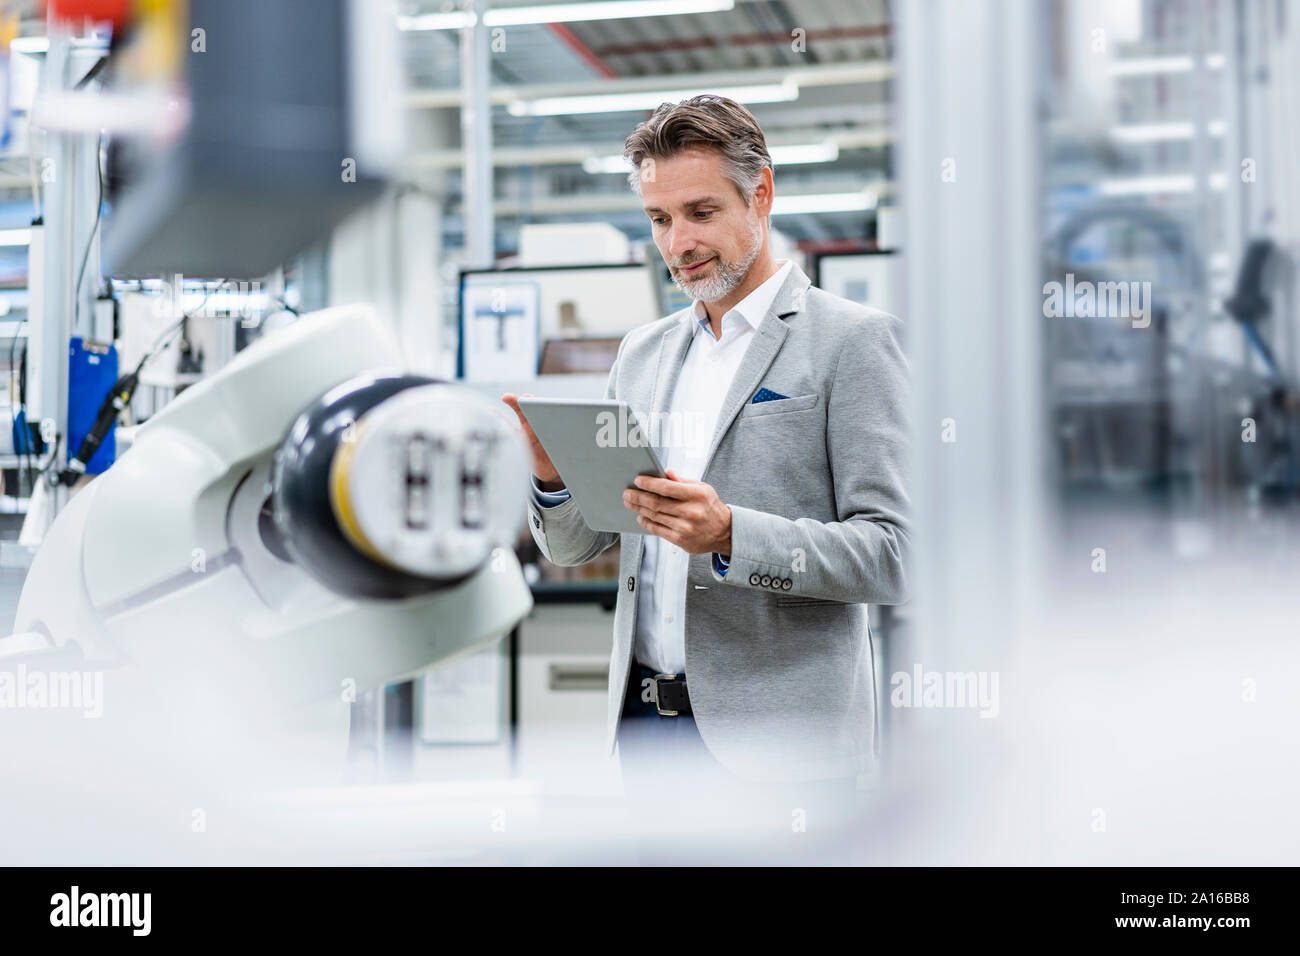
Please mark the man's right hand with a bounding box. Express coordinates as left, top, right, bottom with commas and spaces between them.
501, 393, 565, 491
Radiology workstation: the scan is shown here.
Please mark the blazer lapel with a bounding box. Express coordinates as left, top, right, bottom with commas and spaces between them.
700, 262, 811, 477
625, 308, 693, 549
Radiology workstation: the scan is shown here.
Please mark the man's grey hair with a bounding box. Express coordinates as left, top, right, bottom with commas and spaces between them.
622, 94, 774, 203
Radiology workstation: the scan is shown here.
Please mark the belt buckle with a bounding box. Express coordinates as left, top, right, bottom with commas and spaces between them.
650, 673, 679, 716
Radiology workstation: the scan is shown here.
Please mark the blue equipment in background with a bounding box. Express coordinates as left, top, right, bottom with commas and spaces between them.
67, 337, 118, 475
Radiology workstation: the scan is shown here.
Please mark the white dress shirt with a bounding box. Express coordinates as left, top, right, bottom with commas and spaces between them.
534, 259, 793, 675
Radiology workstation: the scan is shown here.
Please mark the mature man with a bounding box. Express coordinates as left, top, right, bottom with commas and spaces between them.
503, 95, 908, 818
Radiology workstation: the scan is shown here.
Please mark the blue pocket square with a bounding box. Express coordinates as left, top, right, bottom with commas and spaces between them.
751, 387, 789, 404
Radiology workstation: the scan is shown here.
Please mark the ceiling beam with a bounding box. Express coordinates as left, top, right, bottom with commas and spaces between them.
405, 60, 894, 109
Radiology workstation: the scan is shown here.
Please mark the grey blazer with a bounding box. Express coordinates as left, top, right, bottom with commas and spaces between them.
525, 261, 909, 782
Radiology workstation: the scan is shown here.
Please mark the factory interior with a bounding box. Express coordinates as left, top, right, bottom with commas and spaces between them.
0, 0, 1298, 869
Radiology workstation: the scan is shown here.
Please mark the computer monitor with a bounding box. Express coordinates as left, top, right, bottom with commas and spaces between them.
458, 263, 660, 380
813, 251, 901, 317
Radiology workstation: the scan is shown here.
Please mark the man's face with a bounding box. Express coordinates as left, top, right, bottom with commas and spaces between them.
639, 147, 769, 303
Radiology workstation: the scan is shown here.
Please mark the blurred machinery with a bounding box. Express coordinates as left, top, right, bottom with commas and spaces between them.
12, 0, 401, 518
1046, 203, 1299, 504
0, 0, 537, 750
1045, 203, 1196, 489
1222, 239, 1300, 503
1040, 0, 1300, 514
94, 0, 401, 277
1, 306, 534, 728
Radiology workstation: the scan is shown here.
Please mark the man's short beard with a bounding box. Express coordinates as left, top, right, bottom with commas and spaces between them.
671, 215, 764, 303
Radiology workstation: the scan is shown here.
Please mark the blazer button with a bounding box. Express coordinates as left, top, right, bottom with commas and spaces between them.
749, 573, 761, 586
627, 576, 635, 591
781, 578, 792, 590
760, 575, 772, 587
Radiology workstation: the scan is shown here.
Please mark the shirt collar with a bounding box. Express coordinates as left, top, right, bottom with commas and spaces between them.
691, 259, 794, 336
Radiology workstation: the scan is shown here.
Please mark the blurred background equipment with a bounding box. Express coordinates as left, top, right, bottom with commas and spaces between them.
1044, 202, 1199, 488
95, 0, 402, 278
0, 0, 539, 795
3, 304, 533, 731
812, 249, 900, 316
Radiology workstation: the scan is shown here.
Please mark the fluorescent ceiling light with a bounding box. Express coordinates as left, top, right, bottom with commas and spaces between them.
32, 90, 188, 135
1109, 54, 1225, 76
582, 140, 837, 174
0, 228, 32, 246
772, 191, 876, 215
398, 12, 474, 30
10, 36, 49, 54
768, 142, 840, 165
399, 0, 734, 31
1109, 120, 1226, 142
509, 80, 797, 117
583, 155, 633, 174
9, 34, 109, 54
1099, 174, 1194, 195
1098, 174, 1229, 196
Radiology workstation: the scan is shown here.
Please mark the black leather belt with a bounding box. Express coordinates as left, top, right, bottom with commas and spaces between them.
631, 662, 693, 716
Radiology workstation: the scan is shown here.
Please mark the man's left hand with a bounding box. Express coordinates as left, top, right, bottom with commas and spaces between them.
623, 469, 732, 556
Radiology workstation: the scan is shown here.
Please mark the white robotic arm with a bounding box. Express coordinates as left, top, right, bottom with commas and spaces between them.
2, 305, 533, 719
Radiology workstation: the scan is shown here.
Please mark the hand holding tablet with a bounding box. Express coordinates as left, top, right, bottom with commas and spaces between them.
501, 393, 564, 491
502, 395, 668, 535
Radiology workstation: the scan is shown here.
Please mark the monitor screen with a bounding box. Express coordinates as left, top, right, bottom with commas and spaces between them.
459, 263, 662, 380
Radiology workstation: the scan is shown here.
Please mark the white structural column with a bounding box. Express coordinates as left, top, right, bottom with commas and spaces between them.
897, 0, 1048, 665
460, 0, 495, 268
32, 24, 104, 523
328, 156, 445, 372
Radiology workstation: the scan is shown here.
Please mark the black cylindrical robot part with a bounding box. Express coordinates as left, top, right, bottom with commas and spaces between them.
271, 373, 479, 601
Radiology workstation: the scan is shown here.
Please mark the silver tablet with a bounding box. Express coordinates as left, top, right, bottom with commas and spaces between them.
517, 397, 667, 535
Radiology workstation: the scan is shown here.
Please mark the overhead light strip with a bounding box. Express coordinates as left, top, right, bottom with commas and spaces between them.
399, 0, 736, 31
508, 79, 798, 116
1097, 173, 1229, 196
582, 141, 838, 174
1109, 53, 1225, 76
1109, 120, 1227, 142
771, 191, 877, 215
